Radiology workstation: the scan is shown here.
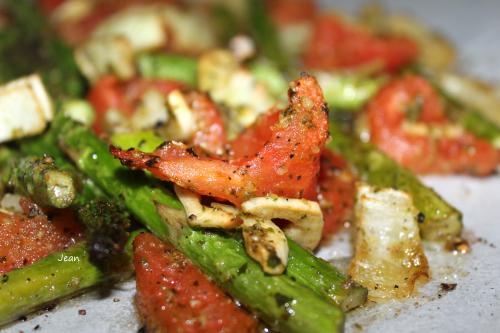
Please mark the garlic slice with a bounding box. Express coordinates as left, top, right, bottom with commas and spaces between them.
161, 90, 198, 141
241, 196, 323, 251
174, 186, 240, 229
241, 215, 289, 275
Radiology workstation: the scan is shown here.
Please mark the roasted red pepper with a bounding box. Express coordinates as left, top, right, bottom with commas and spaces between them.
133, 233, 258, 333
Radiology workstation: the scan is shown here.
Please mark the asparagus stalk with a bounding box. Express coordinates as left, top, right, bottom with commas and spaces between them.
457, 111, 500, 147
78, 199, 131, 273
328, 122, 463, 240
110, 128, 367, 311
58, 118, 360, 332
247, 0, 289, 71
315, 71, 383, 110
170, 223, 344, 333
0, 226, 144, 328
18, 113, 105, 206
9, 156, 76, 208
0, 244, 103, 326
137, 53, 198, 86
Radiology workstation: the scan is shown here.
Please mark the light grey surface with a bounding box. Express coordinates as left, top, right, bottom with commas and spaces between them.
5, 1, 500, 332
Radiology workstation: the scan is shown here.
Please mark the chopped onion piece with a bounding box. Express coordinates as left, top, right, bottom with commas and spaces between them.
0, 75, 53, 143
350, 184, 429, 301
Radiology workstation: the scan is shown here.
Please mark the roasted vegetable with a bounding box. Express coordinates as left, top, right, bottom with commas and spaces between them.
9, 156, 77, 209
318, 150, 356, 238
60, 115, 345, 332
328, 122, 463, 241
0, 244, 102, 326
0, 207, 83, 275
137, 53, 198, 86
17, 112, 105, 207
87, 76, 183, 134
0, 75, 54, 143
315, 71, 383, 110
58, 116, 366, 328
198, 50, 276, 136
134, 233, 258, 333
350, 184, 429, 300
437, 72, 500, 127
77, 199, 131, 273
156, 204, 344, 333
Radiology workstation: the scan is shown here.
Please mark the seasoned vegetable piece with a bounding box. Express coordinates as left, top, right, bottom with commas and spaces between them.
137, 53, 198, 86
156, 205, 345, 333
9, 156, 77, 208
111, 74, 328, 205
367, 75, 498, 175
350, 185, 429, 300
241, 215, 289, 275
304, 15, 419, 72
158, 91, 228, 156
0, 202, 83, 274
318, 150, 356, 238
78, 199, 131, 272
0, 75, 53, 143
328, 122, 463, 240
242, 196, 323, 251
175, 186, 240, 229
0, 244, 103, 326
88, 75, 184, 134
60, 117, 364, 328
133, 233, 258, 333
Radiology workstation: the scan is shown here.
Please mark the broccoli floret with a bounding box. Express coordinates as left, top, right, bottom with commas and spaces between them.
78, 200, 131, 272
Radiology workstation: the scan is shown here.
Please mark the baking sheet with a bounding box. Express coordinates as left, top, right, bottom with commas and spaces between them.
4, 1, 500, 332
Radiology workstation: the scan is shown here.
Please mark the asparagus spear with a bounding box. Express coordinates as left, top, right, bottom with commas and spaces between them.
328, 122, 463, 241
78, 199, 131, 273
0, 226, 145, 328
0, 244, 103, 326
315, 71, 383, 110
58, 118, 359, 332
18, 112, 105, 206
137, 53, 198, 86
9, 156, 76, 209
